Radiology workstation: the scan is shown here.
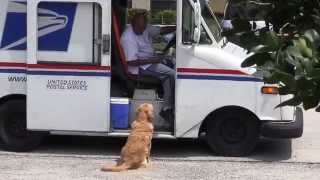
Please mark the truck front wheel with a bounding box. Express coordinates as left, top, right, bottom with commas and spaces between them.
0, 99, 46, 152
206, 110, 259, 157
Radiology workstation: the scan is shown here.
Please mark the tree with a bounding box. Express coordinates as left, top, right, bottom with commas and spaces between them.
224, 0, 320, 111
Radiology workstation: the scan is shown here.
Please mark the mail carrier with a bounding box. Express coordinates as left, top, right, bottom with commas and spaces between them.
0, 0, 303, 156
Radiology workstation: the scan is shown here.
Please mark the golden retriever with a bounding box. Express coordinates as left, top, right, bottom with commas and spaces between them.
101, 103, 154, 172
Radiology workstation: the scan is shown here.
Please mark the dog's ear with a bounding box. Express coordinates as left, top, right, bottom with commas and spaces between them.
147, 111, 154, 122
145, 105, 154, 122
136, 104, 143, 116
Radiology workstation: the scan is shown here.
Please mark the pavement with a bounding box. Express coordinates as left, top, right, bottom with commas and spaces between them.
0, 110, 320, 180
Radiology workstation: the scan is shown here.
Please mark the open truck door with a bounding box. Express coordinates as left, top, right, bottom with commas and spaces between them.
26, 0, 111, 132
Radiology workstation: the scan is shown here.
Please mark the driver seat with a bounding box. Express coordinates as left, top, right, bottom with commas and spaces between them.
111, 9, 162, 94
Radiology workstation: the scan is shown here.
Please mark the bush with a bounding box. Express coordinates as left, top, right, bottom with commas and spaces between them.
225, 0, 320, 112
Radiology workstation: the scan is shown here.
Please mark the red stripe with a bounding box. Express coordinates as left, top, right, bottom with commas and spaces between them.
0, 62, 26, 67
28, 64, 110, 71
177, 68, 248, 75
0, 62, 110, 70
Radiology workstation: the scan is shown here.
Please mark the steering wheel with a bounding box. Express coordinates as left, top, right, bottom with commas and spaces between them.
163, 33, 176, 53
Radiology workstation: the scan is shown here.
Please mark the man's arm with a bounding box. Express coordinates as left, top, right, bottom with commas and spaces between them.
160, 26, 176, 35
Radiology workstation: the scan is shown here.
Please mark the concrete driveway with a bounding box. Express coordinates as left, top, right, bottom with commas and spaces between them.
0, 110, 319, 179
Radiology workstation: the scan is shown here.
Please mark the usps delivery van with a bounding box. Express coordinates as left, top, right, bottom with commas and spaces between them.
0, 0, 303, 156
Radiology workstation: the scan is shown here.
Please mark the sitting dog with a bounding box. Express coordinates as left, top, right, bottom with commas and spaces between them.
101, 103, 154, 172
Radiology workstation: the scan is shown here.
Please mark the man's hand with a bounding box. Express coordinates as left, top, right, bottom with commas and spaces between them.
127, 58, 162, 66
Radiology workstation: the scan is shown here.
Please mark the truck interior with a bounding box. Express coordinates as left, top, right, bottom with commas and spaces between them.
110, 0, 177, 133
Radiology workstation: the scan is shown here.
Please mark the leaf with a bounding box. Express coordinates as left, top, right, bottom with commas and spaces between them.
263, 72, 279, 84
241, 53, 272, 67
276, 96, 302, 108
295, 78, 315, 99
295, 61, 304, 77
261, 61, 276, 71
294, 38, 313, 58
278, 85, 294, 95
285, 46, 304, 66
250, 45, 272, 53
310, 68, 320, 79
273, 69, 295, 85
302, 97, 319, 110
262, 32, 280, 50
242, 55, 258, 67
304, 29, 320, 44
239, 32, 260, 50
301, 58, 314, 76
263, 76, 279, 84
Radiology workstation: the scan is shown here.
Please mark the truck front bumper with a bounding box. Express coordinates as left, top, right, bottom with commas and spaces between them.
261, 107, 303, 138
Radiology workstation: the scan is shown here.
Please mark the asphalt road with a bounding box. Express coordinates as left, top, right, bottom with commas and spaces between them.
0, 110, 319, 180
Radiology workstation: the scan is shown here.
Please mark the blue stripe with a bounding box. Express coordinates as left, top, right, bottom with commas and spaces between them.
0, 69, 27, 74
177, 75, 263, 82
0, 69, 260, 81
27, 71, 111, 77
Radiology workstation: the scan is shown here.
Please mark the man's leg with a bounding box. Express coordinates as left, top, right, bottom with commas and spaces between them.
140, 63, 175, 111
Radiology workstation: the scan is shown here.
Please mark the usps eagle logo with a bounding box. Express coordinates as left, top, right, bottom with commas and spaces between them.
0, 0, 77, 51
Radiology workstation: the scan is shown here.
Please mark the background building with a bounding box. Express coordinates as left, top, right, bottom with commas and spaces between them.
128, 0, 176, 10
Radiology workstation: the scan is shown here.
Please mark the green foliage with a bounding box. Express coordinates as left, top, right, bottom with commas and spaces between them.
151, 10, 176, 25
127, 9, 176, 25
225, 0, 320, 111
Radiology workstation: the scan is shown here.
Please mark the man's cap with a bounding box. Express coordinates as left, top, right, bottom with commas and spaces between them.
130, 8, 149, 15
128, 8, 150, 21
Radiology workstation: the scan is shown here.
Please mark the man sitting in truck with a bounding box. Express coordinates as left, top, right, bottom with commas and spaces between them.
120, 10, 176, 122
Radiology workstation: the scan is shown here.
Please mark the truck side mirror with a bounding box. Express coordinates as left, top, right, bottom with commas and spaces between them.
193, 0, 201, 44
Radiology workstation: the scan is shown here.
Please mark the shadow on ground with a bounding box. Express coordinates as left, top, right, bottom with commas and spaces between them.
0, 135, 292, 162
250, 139, 292, 161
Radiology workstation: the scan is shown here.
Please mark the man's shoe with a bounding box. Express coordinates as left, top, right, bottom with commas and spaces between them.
159, 108, 174, 132
159, 108, 174, 122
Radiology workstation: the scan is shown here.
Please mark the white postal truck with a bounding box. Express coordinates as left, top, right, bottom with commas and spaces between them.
0, 0, 303, 156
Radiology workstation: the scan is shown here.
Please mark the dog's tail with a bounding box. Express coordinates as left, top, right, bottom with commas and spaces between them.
101, 164, 131, 172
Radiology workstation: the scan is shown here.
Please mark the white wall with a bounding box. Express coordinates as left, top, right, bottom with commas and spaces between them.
132, 0, 150, 10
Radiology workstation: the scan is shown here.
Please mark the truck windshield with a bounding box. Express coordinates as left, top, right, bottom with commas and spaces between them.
200, 0, 223, 42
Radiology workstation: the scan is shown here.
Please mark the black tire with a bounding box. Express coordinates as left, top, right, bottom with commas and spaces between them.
0, 99, 46, 152
206, 109, 259, 157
